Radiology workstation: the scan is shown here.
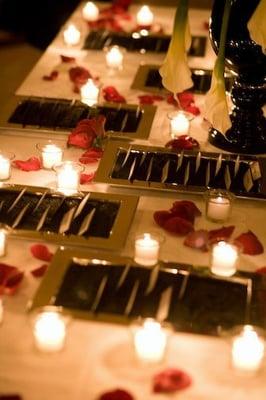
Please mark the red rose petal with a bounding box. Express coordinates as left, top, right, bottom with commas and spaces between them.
256, 266, 266, 274
4, 272, 24, 295
153, 210, 173, 228
163, 216, 194, 236
42, 70, 59, 81
208, 225, 235, 243
177, 91, 194, 109
69, 66, 92, 85
68, 132, 94, 149
79, 156, 99, 164
30, 244, 53, 262
138, 95, 154, 105
60, 54, 76, 63
153, 368, 192, 393
103, 86, 126, 103
170, 200, 201, 222
185, 104, 200, 116
184, 229, 209, 251
99, 389, 134, 400
80, 172, 95, 184
165, 135, 200, 151
0, 263, 18, 286
13, 157, 41, 171
30, 264, 48, 278
234, 231, 264, 255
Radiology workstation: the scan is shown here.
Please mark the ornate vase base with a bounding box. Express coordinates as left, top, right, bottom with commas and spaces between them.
209, 128, 266, 155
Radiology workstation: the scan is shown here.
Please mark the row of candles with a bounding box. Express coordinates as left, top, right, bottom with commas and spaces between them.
29, 308, 265, 374
63, 3, 155, 46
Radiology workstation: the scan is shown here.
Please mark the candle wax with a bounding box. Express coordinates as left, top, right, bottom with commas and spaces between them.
207, 196, 231, 221
211, 241, 238, 277
134, 233, 160, 266
42, 144, 63, 169
170, 113, 190, 136
232, 326, 264, 372
0, 230, 6, 257
0, 155, 11, 180
134, 320, 167, 362
34, 311, 66, 352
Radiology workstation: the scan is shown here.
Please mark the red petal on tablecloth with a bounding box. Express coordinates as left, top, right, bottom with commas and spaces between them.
69, 66, 92, 85
99, 389, 134, 400
60, 54, 76, 63
79, 148, 104, 164
30, 264, 48, 278
163, 216, 194, 236
68, 132, 94, 149
4, 272, 24, 295
103, 86, 126, 103
138, 94, 164, 105
184, 229, 209, 251
165, 135, 200, 151
171, 200, 201, 220
167, 92, 200, 116
153, 210, 173, 227
178, 91, 194, 108
0, 263, 18, 286
79, 156, 98, 164
42, 70, 59, 81
13, 157, 41, 171
234, 231, 264, 255
80, 172, 95, 184
30, 244, 53, 262
208, 225, 235, 243
153, 368, 192, 393
185, 104, 200, 116
256, 266, 266, 274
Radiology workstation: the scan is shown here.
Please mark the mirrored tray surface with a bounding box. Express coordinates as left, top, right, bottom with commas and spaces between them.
29, 248, 266, 336
95, 141, 266, 200
0, 184, 138, 250
1, 96, 156, 140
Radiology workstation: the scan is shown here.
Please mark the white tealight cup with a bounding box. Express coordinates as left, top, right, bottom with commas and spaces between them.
205, 189, 234, 223
33, 309, 67, 353
132, 318, 170, 363
232, 325, 265, 374
80, 79, 100, 107
134, 233, 163, 266
37, 142, 64, 170
0, 151, 14, 181
167, 111, 194, 138
63, 24, 81, 46
54, 161, 84, 195
82, 2, 99, 22
0, 229, 6, 257
105, 46, 124, 70
136, 5, 154, 27
210, 241, 239, 277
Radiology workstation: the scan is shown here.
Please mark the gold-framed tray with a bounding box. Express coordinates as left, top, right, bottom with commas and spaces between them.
83, 30, 207, 57
131, 64, 234, 94
0, 184, 138, 250
29, 247, 266, 336
0, 96, 156, 140
94, 140, 266, 200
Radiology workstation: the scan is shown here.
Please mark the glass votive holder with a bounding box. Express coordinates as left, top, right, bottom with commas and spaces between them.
54, 161, 84, 195
31, 306, 70, 353
167, 111, 194, 138
37, 141, 64, 170
80, 79, 100, 107
105, 45, 124, 71
205, 189, 234, 223
209, 240, 240, 277
134, 232, 164, 267
63, 24, 81, 46
82, 1, 99, 22
136, 5, 154, 29
131, 318, 172, 364
0, 225, 7, 257
0, 151, 15, 181
230, 325, 265, 375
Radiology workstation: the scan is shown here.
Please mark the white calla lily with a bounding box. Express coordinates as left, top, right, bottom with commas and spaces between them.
247, 0, 266, 53
159, 0, 193, 95
204, 0, 232, 134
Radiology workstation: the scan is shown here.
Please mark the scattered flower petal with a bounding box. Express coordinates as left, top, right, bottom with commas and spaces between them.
99, 389, 134, 400
30, 244, 53, 262
163, 216, 194, 236
4, 272, 24, 295
256, 266, 266, 274
153, 210, 173, 228
42, 70, 59, 81
171, 200, 201, 221
208, 225, 235, 243
234, 231, 264, 255
184, 229, 209, 251
80, 172, 95, 184
69, 66, 92, 86
60, 54, 76, 63
153, 368, 192, 393
13, 157, 41, 171
138, 94, 164, 105
30, 264, 48, 278
103, 86, 126, 103
165, 135, 200, 151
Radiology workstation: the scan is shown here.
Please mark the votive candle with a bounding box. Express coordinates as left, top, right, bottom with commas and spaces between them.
33, 310, 66, 352
40, 144, 63, 169
168, 111, 190, 137
63, 24, 81, 46
134, 233, 160, 266
106, 46, 124, 70
81, 79, 100, 106
82, 2, 99, 22
55, 161, 82, 195
210, 241, 238, 277
133, 319, 167, 363
232, 325, 265, 373
207, 195, 231, 222
0, 154, 11, 180
136, 5, 154, 27
0, 229, 6, 257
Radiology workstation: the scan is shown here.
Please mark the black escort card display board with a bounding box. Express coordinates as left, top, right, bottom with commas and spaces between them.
0, 185, 138, 250
95, 141, 266, 201
3, 97, 156, 140
83, 30, 206, 56
30, 249, 266, 336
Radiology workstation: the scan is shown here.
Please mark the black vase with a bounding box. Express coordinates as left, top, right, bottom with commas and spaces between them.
208, 0, 266, 154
